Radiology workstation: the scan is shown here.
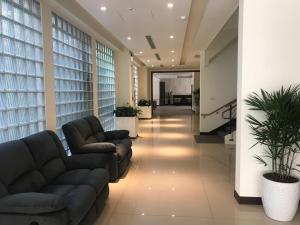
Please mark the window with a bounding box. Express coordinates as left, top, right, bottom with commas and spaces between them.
52, 13, 93, 150
133, 65, 138, 106
0, 0, 45, 143
96, 42, 115, 131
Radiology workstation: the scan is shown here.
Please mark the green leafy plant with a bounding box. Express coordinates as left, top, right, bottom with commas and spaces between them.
114, 103, 141, 117
138, 99, 152, 107
193, 88, 200, 106
246, 85, 300, 183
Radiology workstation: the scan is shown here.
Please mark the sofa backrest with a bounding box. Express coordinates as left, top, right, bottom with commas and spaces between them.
84, 116, 104, 133
62, 116, 106, 154
0, 140, 46, 195
22, 131, 67, 184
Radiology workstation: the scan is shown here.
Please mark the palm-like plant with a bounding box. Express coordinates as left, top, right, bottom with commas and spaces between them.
246, 85, 300, 182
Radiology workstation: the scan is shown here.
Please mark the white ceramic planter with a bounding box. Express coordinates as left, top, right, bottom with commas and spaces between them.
138, 106, 152, 119
262, 174, 299, 221
115, 117, 138, 138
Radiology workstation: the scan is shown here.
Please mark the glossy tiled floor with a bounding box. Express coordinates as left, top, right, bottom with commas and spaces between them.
96, 106, 300, 225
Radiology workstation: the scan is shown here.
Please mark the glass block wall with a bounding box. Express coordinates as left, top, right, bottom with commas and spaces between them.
133, 65, 139, 106
0, 0, 45, 143
96, 42, 115, 131
52, 13, 93, 150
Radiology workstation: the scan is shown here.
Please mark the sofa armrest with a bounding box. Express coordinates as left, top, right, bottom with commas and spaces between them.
64, 154, 111, 170
104, 130, 129, 140
80, 142, 116, 153
0, 193, 65, 215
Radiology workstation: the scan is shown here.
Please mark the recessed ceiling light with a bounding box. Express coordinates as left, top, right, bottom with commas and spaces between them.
100, 6, 107, 11
167, 3, 174, 8
180, 16, 186, 20
151, 65, 154, 67
170, 50, 175, 53
139, 51, 143, 54
127, 37, 132, 40
171, 59, 175, 62
169, 35, 174, 39
147, 59, 150, 62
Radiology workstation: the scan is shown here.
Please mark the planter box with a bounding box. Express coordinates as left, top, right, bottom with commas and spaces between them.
115, 116, 138, 138
139, 106, 152, 119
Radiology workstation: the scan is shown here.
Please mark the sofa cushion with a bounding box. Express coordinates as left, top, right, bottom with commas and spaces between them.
94, 132, 106, 142
41, 185, 96, 225
22, 131, 66, 184
0, 140, 46, 194
53, 169, 109, 194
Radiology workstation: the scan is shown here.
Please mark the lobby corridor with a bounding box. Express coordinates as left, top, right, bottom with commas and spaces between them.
95, 113, 300, 225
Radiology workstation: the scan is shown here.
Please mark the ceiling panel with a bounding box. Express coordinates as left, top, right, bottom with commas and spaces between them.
76, 0, 192, 68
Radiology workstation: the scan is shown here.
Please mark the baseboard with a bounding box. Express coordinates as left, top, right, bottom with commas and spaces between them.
234, 190, 262, 205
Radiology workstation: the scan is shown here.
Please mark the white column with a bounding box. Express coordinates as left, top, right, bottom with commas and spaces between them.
235, 0, 300, 197
41, 1, 56, 131
115, 50, 133, 106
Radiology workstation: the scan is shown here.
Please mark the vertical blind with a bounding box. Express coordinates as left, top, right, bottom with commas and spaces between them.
52, 13, 93, 150
0, 0, 45, 143
133, 65, 138, 106
96, 42, 115, 131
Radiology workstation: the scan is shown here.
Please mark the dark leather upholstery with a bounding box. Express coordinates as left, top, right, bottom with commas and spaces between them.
0, 130, 109, 225
62, 116, 133, 181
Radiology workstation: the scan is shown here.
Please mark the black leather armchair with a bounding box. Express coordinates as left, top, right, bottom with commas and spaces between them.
62, 116, 132, 181
0, 130, 109, 225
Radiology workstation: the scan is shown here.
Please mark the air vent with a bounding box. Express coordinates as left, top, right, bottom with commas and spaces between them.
145, 35, 156, 49
155, 53, 161, 61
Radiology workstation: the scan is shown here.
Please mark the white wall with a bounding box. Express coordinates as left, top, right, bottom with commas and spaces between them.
200, 41, 238, 132
163, 78, 193, 95
235, 0, 300, 198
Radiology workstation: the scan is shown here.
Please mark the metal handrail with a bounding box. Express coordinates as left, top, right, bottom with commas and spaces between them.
201, 99, 237, 118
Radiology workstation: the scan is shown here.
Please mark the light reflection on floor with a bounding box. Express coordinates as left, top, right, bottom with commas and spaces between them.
95, 106, 300, 225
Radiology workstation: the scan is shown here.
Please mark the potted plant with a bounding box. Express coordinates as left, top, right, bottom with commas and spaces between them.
114, 103, 141, 138
138, 99, 152, 119
192, 88, 200, 112
246, 85, 300, 222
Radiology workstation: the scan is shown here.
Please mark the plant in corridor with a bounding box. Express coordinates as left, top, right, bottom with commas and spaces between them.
246, 85, 300, 182
114, 103, 141, 117
138, 99, 152, 106
246, 85, 300, 221
193, 88, 200, 106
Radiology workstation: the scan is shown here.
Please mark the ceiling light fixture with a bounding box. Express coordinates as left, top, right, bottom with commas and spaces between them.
170, 50, 175, 53
139, 51, 143, 54
180, 16, 186, 20
171, 59, 175, 62
151, 65, 154, 67
100, 6, 107, 11
169, 35, 174, 39
167, 3, 174, 8
147, 59, 150, 63
127, 37, 132, 40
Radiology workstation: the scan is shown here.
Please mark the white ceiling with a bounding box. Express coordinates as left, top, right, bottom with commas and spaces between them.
76, 0, 238, 69
76, 0, 192, 68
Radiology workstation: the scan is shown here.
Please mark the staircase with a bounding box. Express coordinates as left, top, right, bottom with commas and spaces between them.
200, 99, 237, 144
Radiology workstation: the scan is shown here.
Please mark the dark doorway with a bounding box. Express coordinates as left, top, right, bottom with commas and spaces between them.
159, 82, 165, 105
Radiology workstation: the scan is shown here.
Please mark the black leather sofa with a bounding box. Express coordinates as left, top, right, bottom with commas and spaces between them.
62, 116, 132, 181
0, 130, 109, 225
